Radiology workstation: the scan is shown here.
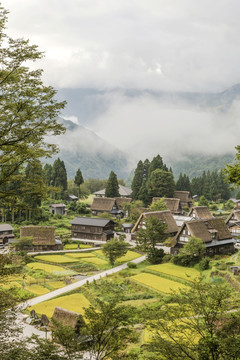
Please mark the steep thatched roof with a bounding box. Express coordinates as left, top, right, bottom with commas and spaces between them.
20, 226, 56, 245
94, 185, 132, 197
132, 210, 178, 234
152, 197, 180, 212
174, 191, 192, 203
226, 210, 240, 224
52, 307, 85, 329
91, 197, 116, 211
186, 218, 231, 243
188, 206, 213, 220
115, 197, 132, 210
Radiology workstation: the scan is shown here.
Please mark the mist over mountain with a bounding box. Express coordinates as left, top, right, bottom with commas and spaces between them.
47, 118, 129, 180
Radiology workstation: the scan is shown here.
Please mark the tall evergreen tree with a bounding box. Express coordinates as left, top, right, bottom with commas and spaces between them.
143, 159, 150, 182
74, 168, 84, 197
105, 171, 120, 198
148, 169, 175, 199
148, 155, 165, 177
43, 163, 53, 186
131, 160, 144, 200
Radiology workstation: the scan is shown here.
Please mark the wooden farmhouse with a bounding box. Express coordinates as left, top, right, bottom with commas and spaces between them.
131, 210, 179, 240
94, 184, 132, 198
225, 210, 240, 237
152, 197, 183, 214
0, 224, 14, 246
172, 218, 235, 255
49, 203, 67, 215
71, 217, 115, 242
188, 206, 213, 220
174, 191, 193, 209
20, 226, 63, 251
91, 197, 131, 217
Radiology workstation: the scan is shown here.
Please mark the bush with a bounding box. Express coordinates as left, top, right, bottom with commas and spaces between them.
162, 254, 173, 263
199, 257, 210, 271
147, 248, 165, 264
127, 262, 137, 269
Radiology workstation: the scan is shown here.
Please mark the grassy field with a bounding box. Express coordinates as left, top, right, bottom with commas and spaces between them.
29, 293, 90, 318
131, 273, 189, 294
34, 255, 80, 264
27, 262, 76, 276
94, 250, 142, 263
25, 285, 49, 295
64, 243, 92, 250
146, 263, 200, 281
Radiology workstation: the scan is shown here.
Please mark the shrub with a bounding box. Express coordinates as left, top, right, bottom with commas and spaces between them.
199, 257, 210, 271
162, 254, 173, 263
147, 248, 165, 264
127, 262, 137, 269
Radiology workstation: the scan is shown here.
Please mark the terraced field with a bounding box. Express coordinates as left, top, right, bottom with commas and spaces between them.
94, 250, 141, 263
34, 255, 79, 263
131, 273, 188, 293
146, 263, 200, 281
27, 262, 76, 276
29, 293, 90, 318
25, 284, 50, 295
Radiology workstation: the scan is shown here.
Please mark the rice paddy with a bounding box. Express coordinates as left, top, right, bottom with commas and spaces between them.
80, 257, 108, 265
27, 262, 76, 275
29, 293, 90, 318
94, 250, 141, 263
25, 285, 49, 295
34, 255, 79, 263
146, 263, 200, 281
66, 253, 96, 259
131, 273, 188, 294
64, 243, 92, 250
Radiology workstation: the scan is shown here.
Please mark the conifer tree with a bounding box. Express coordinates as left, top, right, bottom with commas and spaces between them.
148, 154, 165, 177
105, 171, 120, 198
148, 169, 175, 198
131, 160, 144, 200
74, 168, 84, 197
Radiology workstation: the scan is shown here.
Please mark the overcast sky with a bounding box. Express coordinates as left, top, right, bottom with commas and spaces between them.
2, 0, 240, 161
3, 0, 240, 92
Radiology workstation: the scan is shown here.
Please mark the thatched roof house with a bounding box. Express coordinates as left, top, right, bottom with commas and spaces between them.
225, 210, 240, 237
20, 226, 62, 250
52, 307, 85, 330
174, 191, 193, 208
172, 218, 235, 255
188, 206, 213, 220
132, 210, 178, 236
152, 197, 182, 214
94, 184, 132, 198
115, 197, 132, 210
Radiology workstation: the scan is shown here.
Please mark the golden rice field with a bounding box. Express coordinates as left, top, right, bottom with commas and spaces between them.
27, 262, 76, 275
131, 273, 188, 294
123, 298, 159, 307
81, 257, 108, 265
64, 243, 92, 250
25, 285, 49, 295
47, 281, 66, 289
29, 293, 90, 318
66, 253, 96, 259
0, 281, 22, 290
94, 250, 141, 263
34, 255, 79, 263
146, 263, 200, 281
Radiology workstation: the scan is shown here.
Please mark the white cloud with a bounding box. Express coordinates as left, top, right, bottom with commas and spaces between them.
2, 0, 240, 92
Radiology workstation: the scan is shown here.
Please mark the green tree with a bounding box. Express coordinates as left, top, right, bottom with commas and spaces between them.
105, 171, 120, 198
51, 158, 68, 198
199, 195, 209, 206
136, 216, 167, 263
149, 198, 168, 211
80, 297, 136, 360
0, 6, 65, 196
144, 279, 240, 360
102, 238, 129, 266
148, 169, 175, 199
148, 154, 166, 177
74, 168, 84, 197
131, 160, 144, 200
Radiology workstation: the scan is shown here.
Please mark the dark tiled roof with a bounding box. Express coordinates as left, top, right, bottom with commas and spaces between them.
71, 217, 113, 227
94, 184, 132, 197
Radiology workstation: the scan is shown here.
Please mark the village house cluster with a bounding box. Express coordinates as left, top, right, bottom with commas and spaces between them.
0, 187, 238, 255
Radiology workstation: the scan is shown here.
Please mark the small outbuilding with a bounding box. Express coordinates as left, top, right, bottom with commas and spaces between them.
52, 307, 85, 332
49, 203, 67, 215
0, 224, 14, 246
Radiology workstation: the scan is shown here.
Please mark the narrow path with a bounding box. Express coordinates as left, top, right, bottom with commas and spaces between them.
19, 255, 146, 309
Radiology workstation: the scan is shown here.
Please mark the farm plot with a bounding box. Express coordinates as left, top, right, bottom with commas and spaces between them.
64, 243, 92, 250
34, 255, 79, 264
29, 293, 90, 318
131, 273, 188, 294
27, 262, 76, 276
146, 263, 200, 281
94, 250, 141, 263
25, 285, 49, 295
80, 257, 108, 265
67, 253, 96, 259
